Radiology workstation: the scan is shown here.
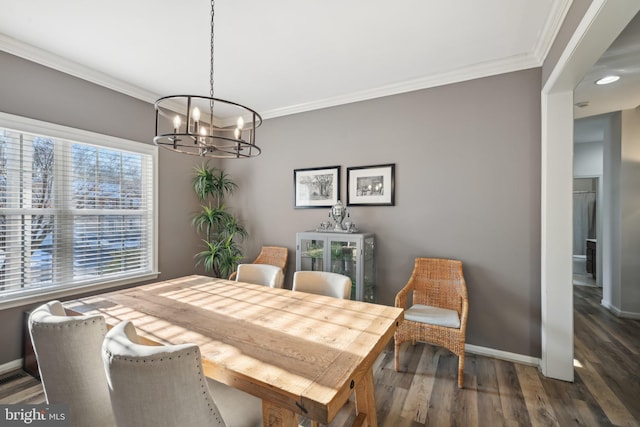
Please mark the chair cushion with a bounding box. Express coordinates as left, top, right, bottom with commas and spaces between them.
207, 379, 263, 427
405, 304, 460, 328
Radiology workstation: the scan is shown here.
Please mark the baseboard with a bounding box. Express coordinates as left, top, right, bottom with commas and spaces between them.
601, 299, 640, 319
0, 359, 23, 375
465, 343, 540, 367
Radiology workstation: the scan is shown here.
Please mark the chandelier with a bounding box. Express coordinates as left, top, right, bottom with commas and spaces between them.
153, 0, 262, 158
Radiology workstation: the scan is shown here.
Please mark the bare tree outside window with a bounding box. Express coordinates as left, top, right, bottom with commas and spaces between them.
31, 137, 55, 251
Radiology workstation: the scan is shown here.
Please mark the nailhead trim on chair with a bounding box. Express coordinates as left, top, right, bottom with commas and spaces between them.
104, 349, 219, 417
31, 318, 104, 328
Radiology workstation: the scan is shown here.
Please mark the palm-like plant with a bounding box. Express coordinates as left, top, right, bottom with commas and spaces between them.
192, 163, 247, 278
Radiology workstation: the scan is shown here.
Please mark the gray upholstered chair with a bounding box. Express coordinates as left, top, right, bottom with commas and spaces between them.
292, 271, 352, 299
103, 320, 262, 427
28, 300, 115, 427
235, 263, 284, 288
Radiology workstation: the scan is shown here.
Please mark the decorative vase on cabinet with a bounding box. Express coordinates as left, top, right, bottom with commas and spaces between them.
296, 231, 375, 302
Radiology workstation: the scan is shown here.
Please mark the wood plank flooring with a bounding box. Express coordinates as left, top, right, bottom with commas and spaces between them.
1, 285, 638, 426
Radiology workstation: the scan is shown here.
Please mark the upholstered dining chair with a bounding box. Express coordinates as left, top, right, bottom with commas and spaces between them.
28, 300, 115, 427
394, 258, 469, 388
229, 245, 288, 280
292, 271, 352, 299
235, 263, 284, 288
103, 320, 263, 427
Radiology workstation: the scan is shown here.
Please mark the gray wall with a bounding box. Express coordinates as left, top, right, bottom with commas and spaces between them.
0, 51, 543, 361
0, 52, 205, 364
224, 68, 543, 356
620, 107, 640, 315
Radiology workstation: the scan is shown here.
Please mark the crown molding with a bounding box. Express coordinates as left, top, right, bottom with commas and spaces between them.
0, 33, 159, 104
533, 0, 573, 64
3, 31, 545, 122
260, 52, 541, 120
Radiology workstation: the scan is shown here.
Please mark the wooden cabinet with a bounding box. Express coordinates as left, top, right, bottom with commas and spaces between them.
586, 239, 596, 280
296, 231, 375, 302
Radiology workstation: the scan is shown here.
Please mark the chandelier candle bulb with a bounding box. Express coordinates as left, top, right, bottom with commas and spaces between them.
173, 116, 181, 133
192, 107, 201, 132
237, 117, 244, 129
234, 128, 241, 140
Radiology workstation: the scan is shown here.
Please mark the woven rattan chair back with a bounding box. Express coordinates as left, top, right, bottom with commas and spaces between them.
229, 246, 288, 280
410, 258, 467, 312
253, 246, 288, 273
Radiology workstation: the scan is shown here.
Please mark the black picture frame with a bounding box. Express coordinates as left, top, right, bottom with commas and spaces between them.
293, 165, 340, 208
347, 163, 395, 206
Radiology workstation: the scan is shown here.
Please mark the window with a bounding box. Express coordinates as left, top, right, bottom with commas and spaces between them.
0, 113, 157, 306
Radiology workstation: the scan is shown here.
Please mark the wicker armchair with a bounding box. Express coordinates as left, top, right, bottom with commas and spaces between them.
229, 246, 288, 280
394, 258, 468, 388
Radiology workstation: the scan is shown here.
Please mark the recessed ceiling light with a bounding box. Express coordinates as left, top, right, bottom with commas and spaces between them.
595, 75, 620, 85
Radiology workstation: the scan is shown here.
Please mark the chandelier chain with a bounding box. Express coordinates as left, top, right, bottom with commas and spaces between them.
210, 0, 215, 99
209, 0, 215, 125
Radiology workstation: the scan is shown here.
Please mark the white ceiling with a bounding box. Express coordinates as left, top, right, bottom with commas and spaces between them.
574, 11, 640, 120
573, 11, 640, 144
0, 0, 571, 120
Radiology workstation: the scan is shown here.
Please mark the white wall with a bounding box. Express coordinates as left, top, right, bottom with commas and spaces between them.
574, 141, 603, 176
602, 112, 621, 310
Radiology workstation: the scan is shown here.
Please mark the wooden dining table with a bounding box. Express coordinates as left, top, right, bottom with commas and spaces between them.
65, 275, 403, 427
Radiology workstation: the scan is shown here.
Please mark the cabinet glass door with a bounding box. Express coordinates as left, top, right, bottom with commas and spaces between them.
299, 238, 324, 271
329, 239, 358, 299
363, 236, 375, 302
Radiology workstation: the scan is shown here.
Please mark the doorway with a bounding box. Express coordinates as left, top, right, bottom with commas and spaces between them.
572, 177, 598, 287
540, 0, 640, 381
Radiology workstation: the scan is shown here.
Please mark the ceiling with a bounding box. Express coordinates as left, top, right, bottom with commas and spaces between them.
2, 1, 638, 129
1, 0, 571, 120
574, 11, 640, 120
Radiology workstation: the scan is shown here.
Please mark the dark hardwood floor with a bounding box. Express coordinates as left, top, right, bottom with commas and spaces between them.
1, 286, 638, 426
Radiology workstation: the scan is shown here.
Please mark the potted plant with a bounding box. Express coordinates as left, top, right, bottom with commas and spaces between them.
192, 163, 247, 278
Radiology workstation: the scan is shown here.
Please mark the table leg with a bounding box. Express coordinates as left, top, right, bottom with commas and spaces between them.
354, 369, 377, 427
262, 400, 298, 427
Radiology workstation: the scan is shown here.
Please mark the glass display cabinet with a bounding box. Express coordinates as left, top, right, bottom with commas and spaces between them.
295, 231, 375, 302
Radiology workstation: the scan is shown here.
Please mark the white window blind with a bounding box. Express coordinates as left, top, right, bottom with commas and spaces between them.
0, 114, 157, 304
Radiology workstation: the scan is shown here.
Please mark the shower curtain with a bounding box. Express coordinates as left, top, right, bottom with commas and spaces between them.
573, 191, 596, 255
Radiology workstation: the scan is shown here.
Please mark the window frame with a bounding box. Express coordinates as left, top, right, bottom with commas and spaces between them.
0, 112, 159, 309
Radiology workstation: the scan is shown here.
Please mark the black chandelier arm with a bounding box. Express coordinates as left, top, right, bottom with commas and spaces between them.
154, 95, 263, 127
154, 134, 261, 159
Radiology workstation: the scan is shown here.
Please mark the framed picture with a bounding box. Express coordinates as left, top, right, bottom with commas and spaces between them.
294, 166, 340, 208
347, 163, 395, 206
